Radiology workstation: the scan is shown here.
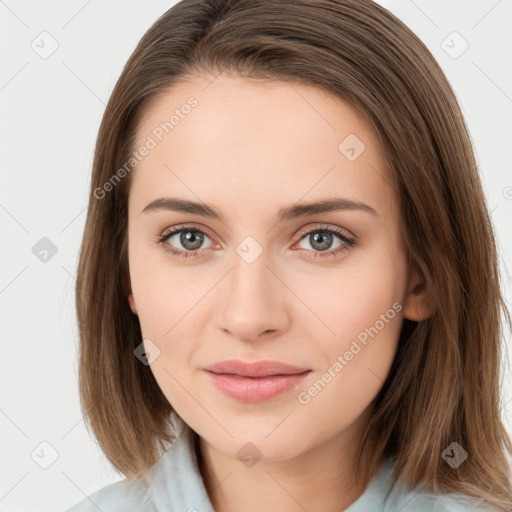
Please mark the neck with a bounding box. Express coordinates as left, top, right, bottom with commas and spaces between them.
196, 414, 379, 512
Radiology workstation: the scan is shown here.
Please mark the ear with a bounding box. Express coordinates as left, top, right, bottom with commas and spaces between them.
402, 265, 434, 321
122, 270, 138, 315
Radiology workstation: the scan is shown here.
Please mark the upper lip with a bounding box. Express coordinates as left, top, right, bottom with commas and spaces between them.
203, 360, 311, 378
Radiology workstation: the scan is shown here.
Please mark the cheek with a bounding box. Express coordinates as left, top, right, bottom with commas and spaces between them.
292, 248, 406, 352
128, 240, 208, 338
295, 291, 403, 444
294, 249, 405, 409
128, 251, 213, 404
294, 248, 406, 419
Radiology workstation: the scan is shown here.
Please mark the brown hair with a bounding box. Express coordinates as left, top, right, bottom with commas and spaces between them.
75, 0, 512, 508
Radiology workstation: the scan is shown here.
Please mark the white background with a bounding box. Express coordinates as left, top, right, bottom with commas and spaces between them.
0, 1, 511, 510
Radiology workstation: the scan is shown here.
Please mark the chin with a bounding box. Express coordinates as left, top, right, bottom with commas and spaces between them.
201, 427, 309, 463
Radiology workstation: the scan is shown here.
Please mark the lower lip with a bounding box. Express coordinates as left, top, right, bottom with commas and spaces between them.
204, 371, 311, 403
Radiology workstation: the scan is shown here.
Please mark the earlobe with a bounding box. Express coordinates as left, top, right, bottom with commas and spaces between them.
402, 267, 434, 322
122, 271, 138, 315
128, 290, 138, 315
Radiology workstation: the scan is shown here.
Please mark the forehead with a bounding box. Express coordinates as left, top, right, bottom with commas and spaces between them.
129, 73, 394, 218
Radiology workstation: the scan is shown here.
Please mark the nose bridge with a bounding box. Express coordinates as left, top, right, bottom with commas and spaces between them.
231, 244, 271, 297
216, 237, 289, 339
228, 241, 275, 311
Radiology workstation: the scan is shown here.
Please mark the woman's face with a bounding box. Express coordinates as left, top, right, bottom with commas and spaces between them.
125, 73, 424, 462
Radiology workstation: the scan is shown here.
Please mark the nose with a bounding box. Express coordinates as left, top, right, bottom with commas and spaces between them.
215, 247, 291, 342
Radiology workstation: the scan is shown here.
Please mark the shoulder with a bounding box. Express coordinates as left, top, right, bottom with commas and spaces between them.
63, 426, 208, 512
385, 482, 498, 512
64, 476, 153, 512
359, 458, 498, 512
389, 491, 498, 511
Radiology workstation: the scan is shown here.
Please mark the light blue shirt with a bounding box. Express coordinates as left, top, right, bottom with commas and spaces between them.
65, 427, 497, 511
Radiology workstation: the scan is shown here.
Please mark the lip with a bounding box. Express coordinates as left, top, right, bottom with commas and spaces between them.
203, 359, 311, 403
203, 359, 310, 377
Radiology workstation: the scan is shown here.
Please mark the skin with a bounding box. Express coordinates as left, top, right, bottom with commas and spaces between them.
125, 72, 431, 512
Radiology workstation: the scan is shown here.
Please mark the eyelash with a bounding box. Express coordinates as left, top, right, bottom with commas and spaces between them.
156, 224, 357, 260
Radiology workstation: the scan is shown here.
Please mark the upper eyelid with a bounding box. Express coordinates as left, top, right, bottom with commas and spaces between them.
295, 224, 355, 241
160, 222, 216, 241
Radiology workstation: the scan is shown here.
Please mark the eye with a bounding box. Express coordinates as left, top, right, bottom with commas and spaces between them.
293, 225, 357, 259
156, 225, 215, 259
156, 223, 357, 260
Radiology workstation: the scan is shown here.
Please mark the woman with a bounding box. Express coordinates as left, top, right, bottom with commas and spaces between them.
66, 0, 512, 510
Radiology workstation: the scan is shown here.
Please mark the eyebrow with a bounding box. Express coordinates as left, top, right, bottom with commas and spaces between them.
141, 196, 378, 221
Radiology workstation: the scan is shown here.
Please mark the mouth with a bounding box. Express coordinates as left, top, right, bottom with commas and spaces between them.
202, 359, 312, 403
203, 359, 311, 377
